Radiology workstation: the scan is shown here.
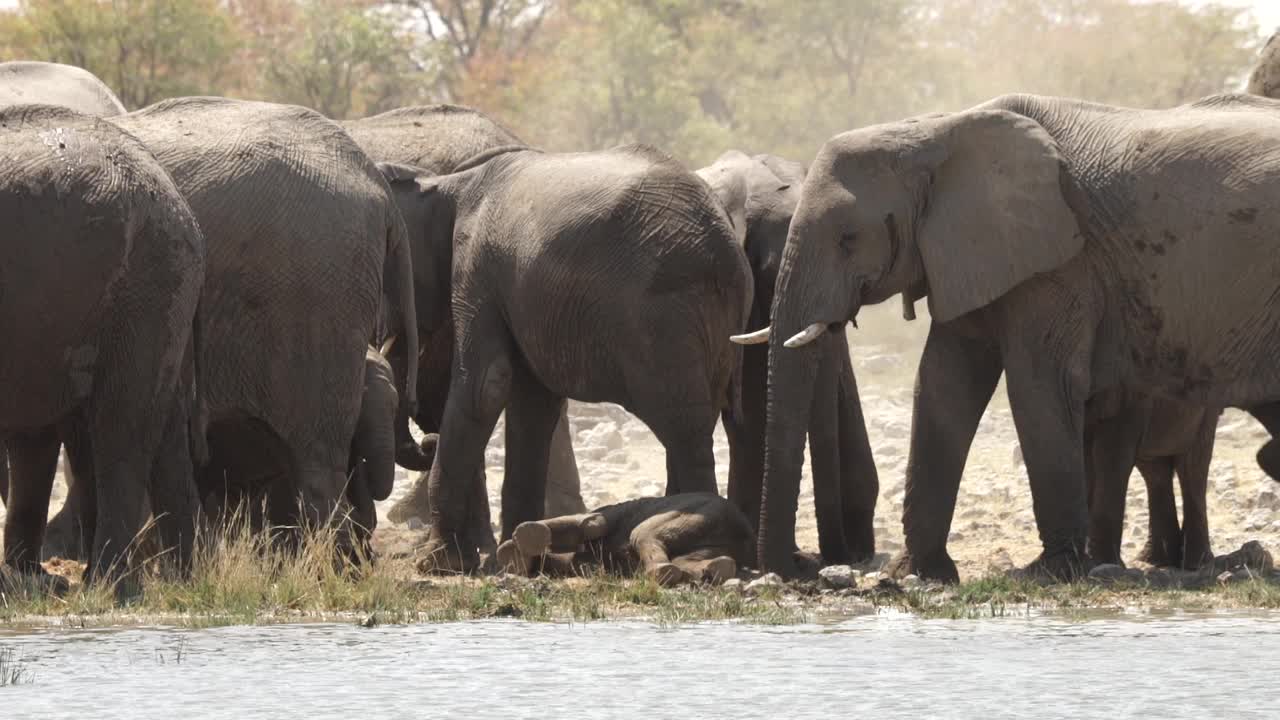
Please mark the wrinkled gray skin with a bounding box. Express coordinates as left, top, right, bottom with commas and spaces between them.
1247, 32, 1280, 99
0, 61, 129, 561
756, 93, 1280, 581
329, 348, 400, 560
0, 105, 204, 583
380, 144, 751, 573
1085, 389, 1219, 570
496, 493, 753, 586
0, 61, 126, 117
112, 98, 419, 540
343, 105, 585, 545
697, 150, 877, 565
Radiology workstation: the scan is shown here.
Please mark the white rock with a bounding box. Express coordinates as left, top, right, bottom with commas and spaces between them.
900, 574, 922, 588
746, 573, 784, 594
406, 517, 426, 531
818, 565, 860, 589
1256, 486, 1280, 511
721, 578, 744, 592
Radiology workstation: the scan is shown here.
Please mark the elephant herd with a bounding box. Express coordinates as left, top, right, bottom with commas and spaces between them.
4, 50, 1280, 591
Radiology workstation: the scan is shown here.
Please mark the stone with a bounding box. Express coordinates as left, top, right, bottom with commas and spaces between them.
1256, 486, 1280, 512
900, 574, 922, 588
818, 565, 861, 589
746, 573, 784, 594
721, 578, 744, 592
406, 517, 426, 531
859, 354, 901, 375
1011, 443, 1024, 467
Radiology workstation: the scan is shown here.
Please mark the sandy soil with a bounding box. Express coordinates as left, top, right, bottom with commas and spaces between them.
4, 304, 1278, 579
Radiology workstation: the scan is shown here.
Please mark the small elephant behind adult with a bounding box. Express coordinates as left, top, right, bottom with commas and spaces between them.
496, 493, 754, 586
343, 348, 402, 560
701, 150, 879, 566
1085, 390, 1219, 570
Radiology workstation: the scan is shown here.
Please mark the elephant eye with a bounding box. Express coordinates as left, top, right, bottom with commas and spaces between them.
839, 232, 857, 253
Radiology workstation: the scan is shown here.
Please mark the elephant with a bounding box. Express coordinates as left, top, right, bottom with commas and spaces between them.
110, 97, 419, 543
0, 61, 126, 117
0, 104, 205, 583
1084, 389, 1219, 569
741, 92, 1280, 581
495, 492, 753, 586
1247, 31, 1280, 100
0, 61, 128, 561
378, 144, 752, 573
342, 104, 585, 543
697, 150, 878, 566
344, 348, 402, 559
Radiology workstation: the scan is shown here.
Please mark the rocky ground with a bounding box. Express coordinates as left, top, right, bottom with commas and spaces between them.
4, 304, 1279, 581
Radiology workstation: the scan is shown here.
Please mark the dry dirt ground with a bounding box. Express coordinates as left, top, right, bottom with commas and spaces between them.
3, 304, 1278, 579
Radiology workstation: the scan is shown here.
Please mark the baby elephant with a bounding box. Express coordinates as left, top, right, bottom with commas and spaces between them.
495, 493, 754, 586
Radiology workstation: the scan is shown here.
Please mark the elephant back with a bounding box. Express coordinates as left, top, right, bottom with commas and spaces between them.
0, 61, 127, 117
114, 97, 391, 440
343, 104, 524, 174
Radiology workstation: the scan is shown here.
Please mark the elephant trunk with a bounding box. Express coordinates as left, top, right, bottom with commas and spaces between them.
758, 266, 830, 575
807, 331, 848, 562
356, 370, 400, 502
384, 217, 429, 471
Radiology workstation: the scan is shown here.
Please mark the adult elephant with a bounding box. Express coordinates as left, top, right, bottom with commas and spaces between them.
0, 61, 126, 117
0, 104, 204, 583
343, 105, 586, 544
111, 98, 419, 537
380, 144, 752, 572
1085, 390, 1219, 569
0, 61, 128, 561
744, 92, 1280, 581
1247, 31, 1280, 99
698, 150, 877, 566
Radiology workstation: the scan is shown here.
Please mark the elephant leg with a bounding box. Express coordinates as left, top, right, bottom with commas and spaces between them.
836, 335, 878, 563
62, 426, 96, 571
144, 393, 200, 572
2, 428, 60, 574
887, 324, 1002, 583
514, 512, 608, 554
639, 395, 718, 497
1248, 404, 1280, 480
543, 407, 585, 516
1083, 410, 1145, 566
671, 553, 738, 585
500, 372, 562, 541
0, 446, 8, 505
1134, 459, 1180, 568
808, 332, 849, 564
421, 320, 513, 574
1175, 419, 1216, 570
1002, 344, 1091, 581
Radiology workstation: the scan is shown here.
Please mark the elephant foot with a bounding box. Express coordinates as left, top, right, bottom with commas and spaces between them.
1135, 539, 1179, 569
512, 521, 552, 558
495, 539, 533, 576
580, 513, 608, 541
387, 472, 431, 526
700, 556, 737, 585
1179, 540, 1213, 572
1013, 546, 1092, 583
416, 535, 481, 575
886, 549, 960, 584
649, 563, 687, 587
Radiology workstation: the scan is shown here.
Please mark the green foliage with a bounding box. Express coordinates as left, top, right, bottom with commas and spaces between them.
0, 0, 1267, 164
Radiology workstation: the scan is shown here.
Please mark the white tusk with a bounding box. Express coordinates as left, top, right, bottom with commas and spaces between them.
730, 327, 771, 345
783, 323, 826, 348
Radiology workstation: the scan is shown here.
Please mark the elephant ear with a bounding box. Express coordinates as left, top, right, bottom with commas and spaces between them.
696, 162, 749, 248
376, 161, 439, 195
916, 110, 1085, 324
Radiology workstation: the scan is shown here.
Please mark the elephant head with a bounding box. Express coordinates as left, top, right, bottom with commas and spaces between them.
704, 150, 879, 569
742, 110, 1083, 574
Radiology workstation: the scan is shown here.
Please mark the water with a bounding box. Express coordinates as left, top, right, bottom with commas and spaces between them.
2, 612, 1277, 719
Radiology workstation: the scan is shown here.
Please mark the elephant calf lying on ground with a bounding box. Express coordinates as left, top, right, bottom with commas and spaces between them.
494, 493, 753, 586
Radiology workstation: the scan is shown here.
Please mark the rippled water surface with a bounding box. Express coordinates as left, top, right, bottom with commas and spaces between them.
2, 612, 1278, 719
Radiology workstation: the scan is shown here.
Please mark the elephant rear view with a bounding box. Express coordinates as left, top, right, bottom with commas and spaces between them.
113, 97, 418, 536
0, 105, 205, 583
382, 145, 752, 572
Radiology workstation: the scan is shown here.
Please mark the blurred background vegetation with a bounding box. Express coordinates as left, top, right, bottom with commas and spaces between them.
0, 0, 1268, 167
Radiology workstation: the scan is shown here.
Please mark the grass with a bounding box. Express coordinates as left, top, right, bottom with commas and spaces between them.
2, 515, 1279, 627
0, 647, 33, 686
